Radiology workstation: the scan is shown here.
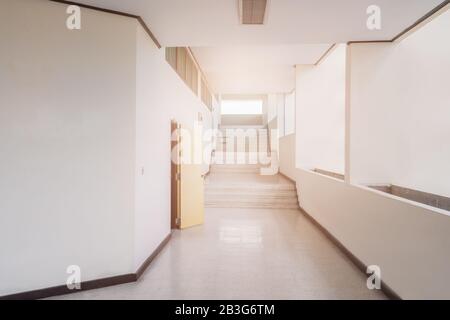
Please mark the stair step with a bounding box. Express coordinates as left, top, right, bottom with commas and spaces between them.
204, 163, 299, 209
210, 164, 262, 174
205, 190, 297, 197
205, 195, 298, 203
205, 184, 296, 192
205, 202, 299, 209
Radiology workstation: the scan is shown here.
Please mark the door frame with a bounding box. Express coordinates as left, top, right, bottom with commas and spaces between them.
171, 120, 180, 229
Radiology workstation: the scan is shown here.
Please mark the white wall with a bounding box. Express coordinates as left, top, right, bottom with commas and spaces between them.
277, 96, 285, 137
284, 91, 295, 136
265, 93, 289, 156
295, 44, 346, 174
287, 8, 450, 299
134, 27, 212, 270
212, 96, 221, 143
349, 8, 450, 197
220, 114, 263, 126
267, 118, 278, 156
0, 0, 136, 295
266, 94, 278, 123
0, 0, 213, 295
295, 168, 450, 299
279, 134, 296, 180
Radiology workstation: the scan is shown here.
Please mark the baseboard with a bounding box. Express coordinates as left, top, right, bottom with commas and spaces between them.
0, 233, 172, 300
0, 273, 136, 300
135, 233, 172, 279
299, 207, 402, 300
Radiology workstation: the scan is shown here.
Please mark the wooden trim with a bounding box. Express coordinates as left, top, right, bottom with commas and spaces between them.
49, 0, 162, 48
299, 207, 402, 300
314, 44, 336, 66
136, 17, 162, 48
171, 121, 180, 229
0, 274, 136, 300
347, 40, 391, 44
391, 0, 449, 42
0, 233, 172, 300
348, 1, 449, 44
313, 168, 345, 181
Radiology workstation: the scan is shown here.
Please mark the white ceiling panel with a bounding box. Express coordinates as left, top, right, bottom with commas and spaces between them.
191, 44, 331, 94
68, 0, 446, 94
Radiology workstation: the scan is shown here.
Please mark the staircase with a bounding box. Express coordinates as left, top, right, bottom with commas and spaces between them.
205, 164, 299, 209
210, 164, 261, 174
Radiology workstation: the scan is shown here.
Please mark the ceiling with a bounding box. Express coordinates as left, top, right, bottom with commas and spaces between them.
74, 0, 443, 45
72, 0, 445, 94
191, 44, 331, 94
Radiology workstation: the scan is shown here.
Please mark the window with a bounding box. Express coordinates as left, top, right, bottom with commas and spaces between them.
191, 63, 198, 95
221, 100, 263, 115
201, 78, 212, 110
166, 47, 215, 110
165, 47, 199, 96
176, 47, 187, 81
165, 47, 177, 70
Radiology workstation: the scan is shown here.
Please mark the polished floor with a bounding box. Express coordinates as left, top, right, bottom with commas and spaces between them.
50, 172, 386, 299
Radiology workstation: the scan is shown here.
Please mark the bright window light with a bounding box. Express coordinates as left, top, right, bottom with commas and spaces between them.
221, 100, 263, 115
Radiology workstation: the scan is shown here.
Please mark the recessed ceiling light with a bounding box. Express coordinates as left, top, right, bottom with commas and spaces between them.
239, 0, 268, 25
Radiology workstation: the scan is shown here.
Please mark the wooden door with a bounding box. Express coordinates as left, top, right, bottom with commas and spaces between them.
179, 125, 204, 229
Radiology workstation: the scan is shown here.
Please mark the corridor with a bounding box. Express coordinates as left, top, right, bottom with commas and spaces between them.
50, 166, 386, 300
2, 0, 449, 302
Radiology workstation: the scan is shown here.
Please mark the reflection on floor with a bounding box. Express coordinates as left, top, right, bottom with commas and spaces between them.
50, 170, 386, 300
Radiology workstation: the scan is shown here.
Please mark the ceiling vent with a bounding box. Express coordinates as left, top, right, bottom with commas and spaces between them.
239, 0, 268, 25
